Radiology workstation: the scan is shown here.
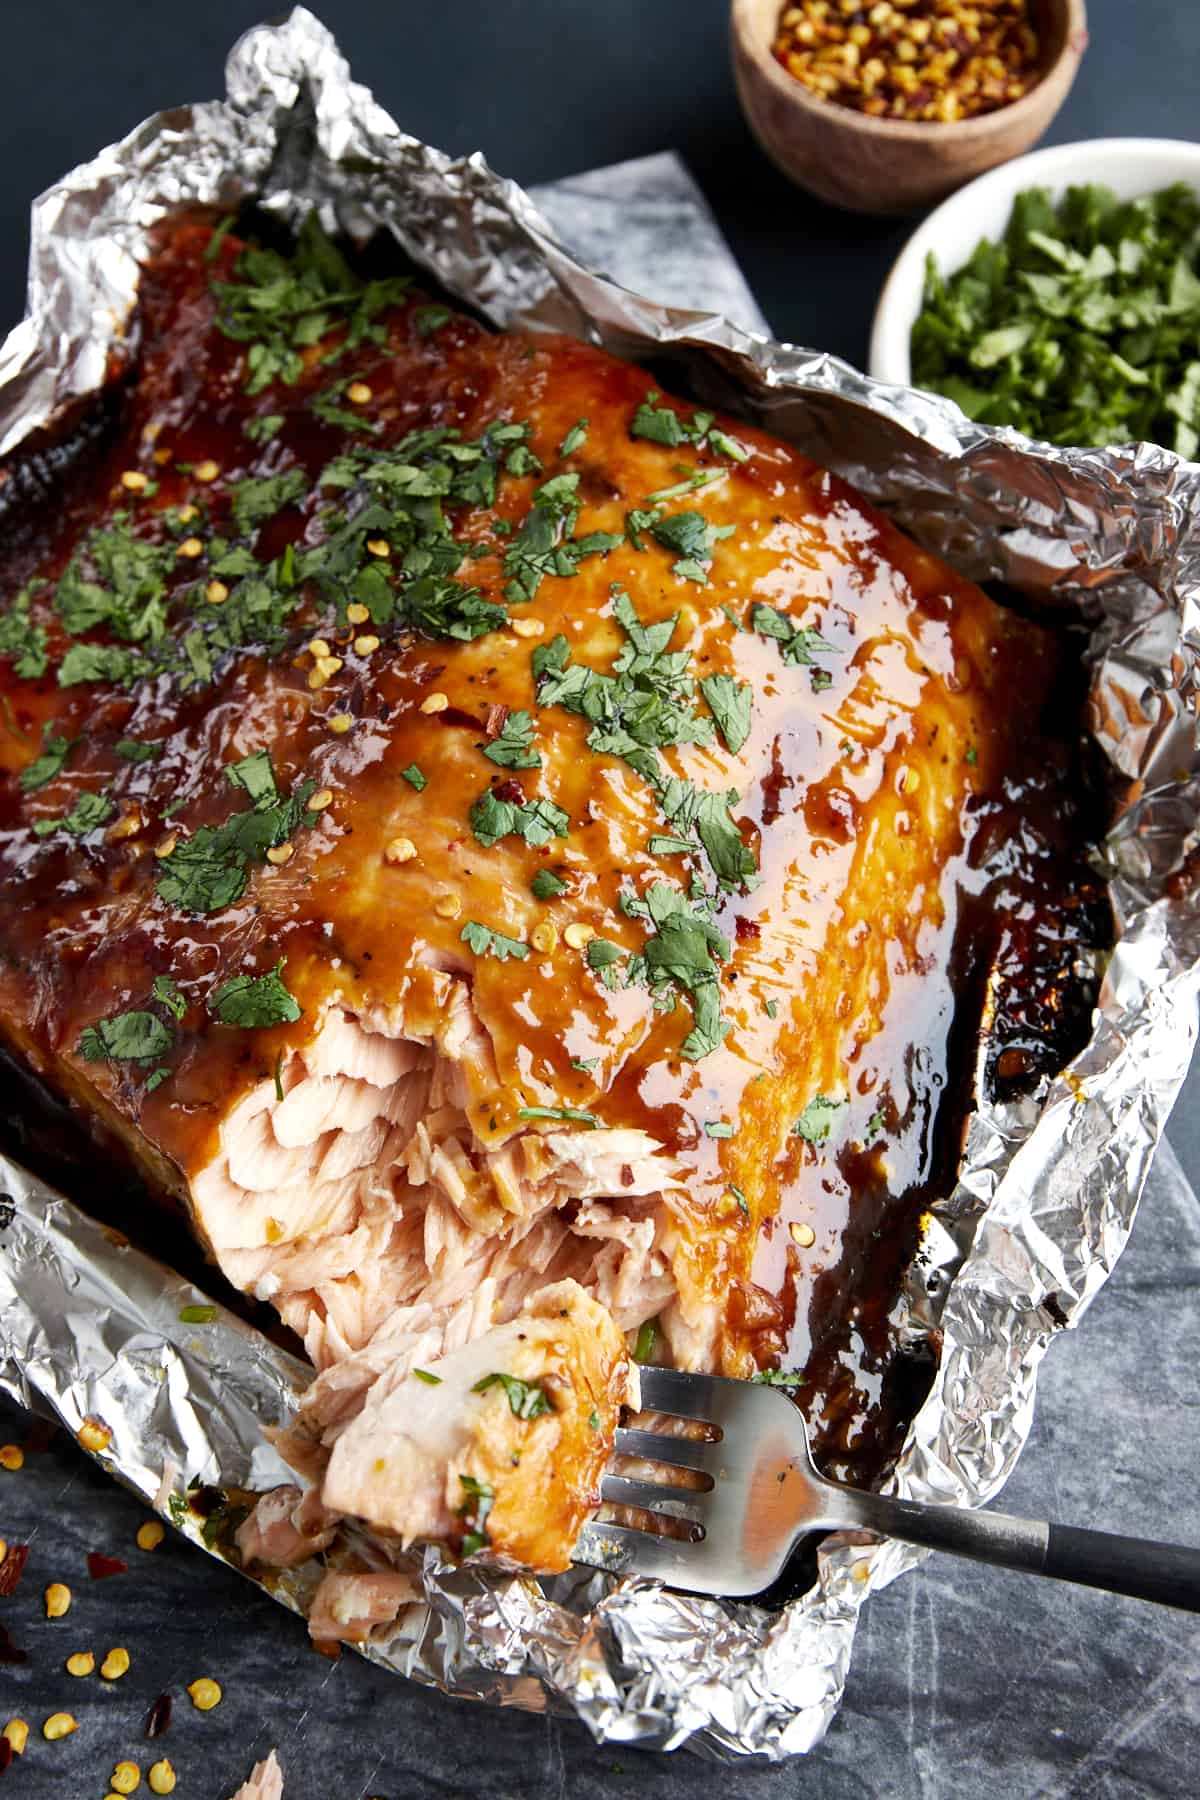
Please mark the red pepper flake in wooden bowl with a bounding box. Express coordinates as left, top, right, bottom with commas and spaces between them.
87, 1551, 128, 1580
771, 0, 1042, 123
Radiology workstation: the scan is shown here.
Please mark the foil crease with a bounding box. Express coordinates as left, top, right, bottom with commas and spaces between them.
1, 6, 1199, 1763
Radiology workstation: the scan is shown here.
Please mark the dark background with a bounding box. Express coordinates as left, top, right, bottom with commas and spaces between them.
0, 2, 1198, 1796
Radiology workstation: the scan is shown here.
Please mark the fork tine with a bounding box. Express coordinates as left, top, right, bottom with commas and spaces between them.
614, 1427, 721, 1473
573, 1519, 701, 1585
634, 1365, 723, 1423
600, 1473, 708, 1522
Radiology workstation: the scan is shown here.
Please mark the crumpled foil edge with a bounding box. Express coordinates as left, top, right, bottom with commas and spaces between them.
1, 6, 1198, 1763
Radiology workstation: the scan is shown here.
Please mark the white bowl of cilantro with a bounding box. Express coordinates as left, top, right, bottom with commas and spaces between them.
869, 137, 1200, 453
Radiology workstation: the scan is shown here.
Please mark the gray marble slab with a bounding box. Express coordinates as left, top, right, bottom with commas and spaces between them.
0, 152, 1196, 1800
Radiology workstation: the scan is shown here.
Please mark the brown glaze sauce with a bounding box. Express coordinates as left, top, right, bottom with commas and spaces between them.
0, 216, 1108, 1500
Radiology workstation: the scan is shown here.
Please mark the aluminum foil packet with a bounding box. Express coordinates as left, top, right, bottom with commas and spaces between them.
1, 7, 1199, 1763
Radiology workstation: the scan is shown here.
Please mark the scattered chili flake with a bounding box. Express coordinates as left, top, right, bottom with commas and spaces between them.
0, 1735, 10, 1773
87, 1552, 128, 1580
0, 1626, 27, 1667
0, 1544, 29, 1597
144, 1693, 173, 1740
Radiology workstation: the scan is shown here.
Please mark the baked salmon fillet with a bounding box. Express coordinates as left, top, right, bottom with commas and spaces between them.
0, 218, 1099, 1598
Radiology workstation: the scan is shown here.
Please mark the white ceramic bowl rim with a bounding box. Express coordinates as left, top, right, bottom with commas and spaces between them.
869, 137, 1200, 386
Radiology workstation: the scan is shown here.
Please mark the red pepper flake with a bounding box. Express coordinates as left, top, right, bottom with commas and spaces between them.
0, 1732, 11, 1772
144, 1692, 173, 1739
87, 1551, 128, 1580
734, 915, 761, 942
493, 777, 524, 805
0, 1623, 28, 1666
0, 1544, 29, 1597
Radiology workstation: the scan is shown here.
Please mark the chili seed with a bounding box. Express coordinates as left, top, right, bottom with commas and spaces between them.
44, 1582, 71, 1618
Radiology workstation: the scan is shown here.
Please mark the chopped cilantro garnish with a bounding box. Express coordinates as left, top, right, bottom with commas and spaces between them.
648, 510, 734, 585
518, 1105, 598, 1127
655, 776, 757, 890
751, 602, 837, 669
403, 576, 505, 641
530, 868, 568, 900
625, 507, 660, 550
207, 958, 302, 1029
720, 603, 744, 632
311, 381, 381, 435
864, 1109, 885, 1141
225, 747, 279, 808
965, 745, 979, 765
504, 471, 622, 604
751, 1370, 807, 1388
644, 469, 724, 505
586, 938, 625, 970
709, 428, 750, 462
412, 1368, 442, 1385
558, 418, 589, 457
151, 974, 186, 1021
230, 469, 308, 537
155, 754, 316, 913
481, 709, 541, 769
54, 514, 176, 648
460, 921, 530, 962
78, 1009, 174, 1066
401, 763, 427, 791
588, 1409, 600, 1431
179, 1305, 217, 1326
764, 997, 778, 1020
471, 1371, 553, 1420
0, 579, 48, 679
115, 737, 162, 763
621, 880, 732, 1060
699, 674, 752, 755
632, 1318, 657, 1362
704, 1120, 734, 1139
533, 596, 755, 896
793, 1094, 845, 1145
457, 1473, 494, 1555
211, 213, 413, 396
32, 790, 112, 839
469, 787, 569, 850
414, 304, 452, 338
18, 731, 72, 793
629, 393, 715, 449
245, 413, 284, 444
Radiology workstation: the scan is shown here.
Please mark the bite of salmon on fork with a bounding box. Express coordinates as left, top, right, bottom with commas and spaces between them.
576, 1368, 1200, 1611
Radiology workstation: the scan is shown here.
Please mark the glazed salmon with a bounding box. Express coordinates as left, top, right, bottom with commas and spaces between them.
0, 217, 1102, 1588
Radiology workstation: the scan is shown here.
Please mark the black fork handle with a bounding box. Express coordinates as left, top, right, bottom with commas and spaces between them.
845, 1490, 1200, 1613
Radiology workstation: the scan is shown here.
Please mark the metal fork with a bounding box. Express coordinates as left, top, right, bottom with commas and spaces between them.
573, 1366, 1200, 1611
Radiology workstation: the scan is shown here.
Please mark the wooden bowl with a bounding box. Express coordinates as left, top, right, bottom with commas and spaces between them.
731, 0, 1089, 216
